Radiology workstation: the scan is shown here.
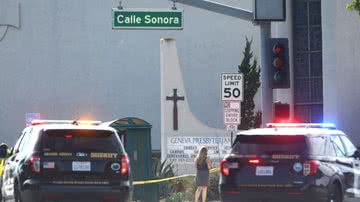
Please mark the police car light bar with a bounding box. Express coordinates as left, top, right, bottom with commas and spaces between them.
266, 123, 336, 129
31, 120, 102, 126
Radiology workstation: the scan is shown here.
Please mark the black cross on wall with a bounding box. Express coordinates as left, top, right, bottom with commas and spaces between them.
166, 89, 185, 131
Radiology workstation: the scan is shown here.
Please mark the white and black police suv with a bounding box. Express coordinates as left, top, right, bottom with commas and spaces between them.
220, 123, 360, 202
0, 120, 132, 202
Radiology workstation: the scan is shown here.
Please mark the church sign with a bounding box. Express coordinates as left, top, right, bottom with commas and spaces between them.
112, 9, 183, 29
167, 136, 232, 165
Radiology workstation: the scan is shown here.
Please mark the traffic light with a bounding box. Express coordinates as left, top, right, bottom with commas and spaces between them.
270, 38, 290, 89
274, 102, 290, 122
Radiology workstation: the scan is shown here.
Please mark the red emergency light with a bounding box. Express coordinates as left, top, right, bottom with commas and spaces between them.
31, 119, 102, 126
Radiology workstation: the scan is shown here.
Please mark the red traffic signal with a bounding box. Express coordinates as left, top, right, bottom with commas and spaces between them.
273, 44, 284, 55
270, 38, 290, 89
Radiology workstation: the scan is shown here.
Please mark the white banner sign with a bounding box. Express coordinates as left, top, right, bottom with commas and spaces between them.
166, 136, 232, 165
221, 73, 244, 101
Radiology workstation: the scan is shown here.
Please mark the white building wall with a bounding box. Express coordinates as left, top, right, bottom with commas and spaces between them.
323, 0, 360, 144
2, 0, 359, 148
0, 0, 258, 149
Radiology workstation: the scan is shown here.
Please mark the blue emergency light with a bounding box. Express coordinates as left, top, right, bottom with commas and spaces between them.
266, 123, 336, 129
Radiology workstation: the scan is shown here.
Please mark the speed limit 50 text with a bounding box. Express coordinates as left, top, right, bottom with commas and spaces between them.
221, 73, 244, 101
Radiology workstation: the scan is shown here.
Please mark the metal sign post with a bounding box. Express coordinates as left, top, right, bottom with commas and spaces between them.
260, 22, 273, 125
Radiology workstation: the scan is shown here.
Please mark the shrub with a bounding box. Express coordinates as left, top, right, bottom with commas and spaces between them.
152, 158, 175, 199
207, 173, 220, 201
153, 158, 221, 201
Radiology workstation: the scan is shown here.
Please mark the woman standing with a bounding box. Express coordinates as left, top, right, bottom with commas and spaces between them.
194, 147, 212, 202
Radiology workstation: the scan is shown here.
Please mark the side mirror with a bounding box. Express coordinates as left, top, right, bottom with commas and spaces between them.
353, 149, 360, 159
0, 144, 9, 158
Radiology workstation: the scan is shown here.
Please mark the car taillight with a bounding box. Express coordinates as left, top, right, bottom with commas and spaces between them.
303, 160, 320, 176
220, 160, 230, 176
29, 155, 41, 174
248, 159, 260, 165
121, 154, 129, 176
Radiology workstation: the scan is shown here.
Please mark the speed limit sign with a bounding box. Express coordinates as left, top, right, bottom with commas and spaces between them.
221, 73, 244, 101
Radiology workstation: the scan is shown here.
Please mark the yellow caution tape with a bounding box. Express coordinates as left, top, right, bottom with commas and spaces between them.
209, 167, 220, 174
133, 167, 220, 185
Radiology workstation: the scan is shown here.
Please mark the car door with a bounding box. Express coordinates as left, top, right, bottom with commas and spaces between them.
330, 135, 357, 199
308, 136, 334, 187
2, 128, 30, 199
2, 132, 24, 199
339, 135, 360, 199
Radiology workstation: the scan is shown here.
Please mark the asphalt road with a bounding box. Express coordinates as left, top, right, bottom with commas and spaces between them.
11, 195, 360, 202
346, 199, 359, 202
210, 198, 360, 202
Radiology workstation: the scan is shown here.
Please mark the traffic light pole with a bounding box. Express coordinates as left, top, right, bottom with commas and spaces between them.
171, 0, 274, 125
260, 22, 273, 125
173, 0, 253, 21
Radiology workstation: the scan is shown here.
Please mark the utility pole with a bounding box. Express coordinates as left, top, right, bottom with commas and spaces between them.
171, 0, 274, 125
259, 22, 273, 126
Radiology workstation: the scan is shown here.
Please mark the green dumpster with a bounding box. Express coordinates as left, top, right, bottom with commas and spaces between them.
103, 117, 158, 202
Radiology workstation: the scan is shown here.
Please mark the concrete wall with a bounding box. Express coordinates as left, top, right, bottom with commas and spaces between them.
0, 0, 258, 149
323, 0, 360, 144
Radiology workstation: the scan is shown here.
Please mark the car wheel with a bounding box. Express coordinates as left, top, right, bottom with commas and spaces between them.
328, 183, 342, 202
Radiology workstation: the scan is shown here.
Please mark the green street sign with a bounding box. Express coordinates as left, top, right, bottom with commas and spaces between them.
112, 9, 183, 30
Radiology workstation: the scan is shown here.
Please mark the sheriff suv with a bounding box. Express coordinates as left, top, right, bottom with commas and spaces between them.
220, 123, 360, 202
0, 120, 132, 202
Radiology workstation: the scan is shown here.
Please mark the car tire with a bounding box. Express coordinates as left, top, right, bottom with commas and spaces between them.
328, 183, 342, 202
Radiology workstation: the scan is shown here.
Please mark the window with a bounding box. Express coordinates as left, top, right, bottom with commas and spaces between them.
308, 136, 326, 156
13, 133, 25, 154
14, 128, 32, 154
325, 137, 336, 157
340, 136, 357, 157
23, 130, 39, 154
330, 136, 346, 157
293, 0, 323, 122
18, 130, 32, 154
232, 135, 307, 155
40, 129, 122, 153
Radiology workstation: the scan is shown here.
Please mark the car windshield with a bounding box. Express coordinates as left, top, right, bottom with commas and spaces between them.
231, 135, 307, 155
40, 129, 122, 153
